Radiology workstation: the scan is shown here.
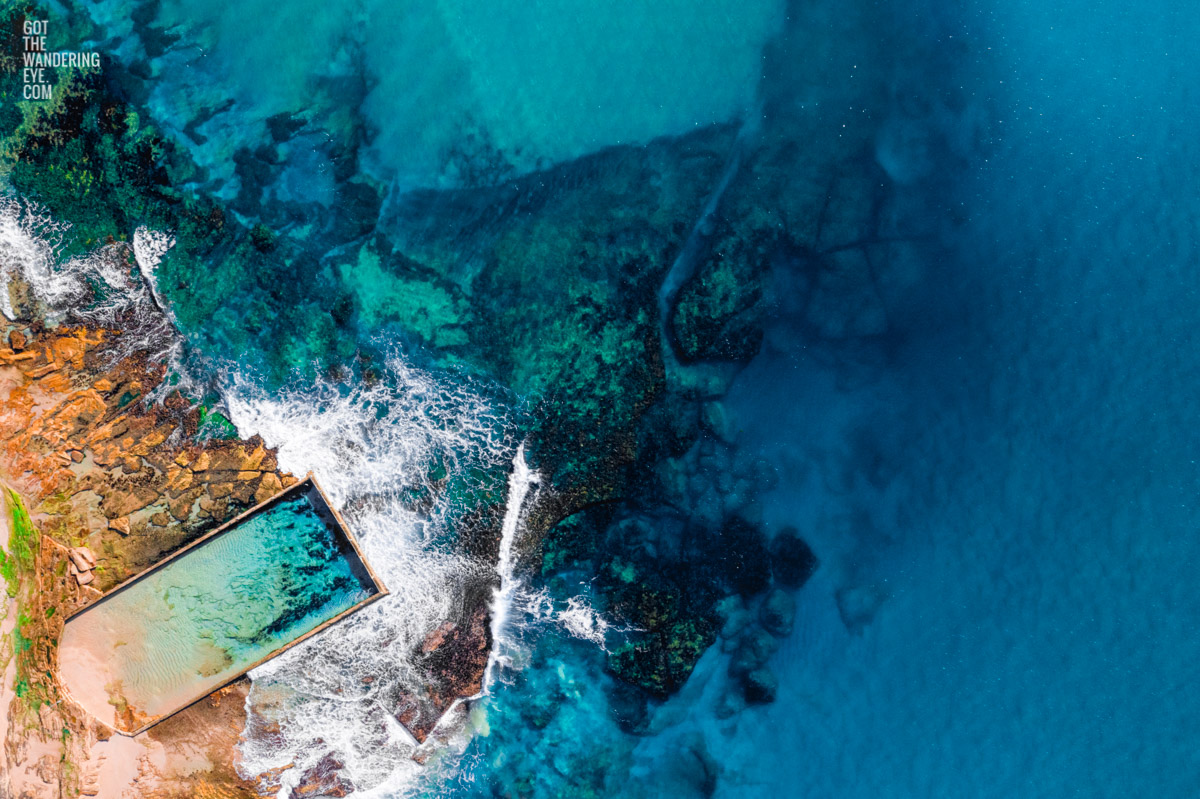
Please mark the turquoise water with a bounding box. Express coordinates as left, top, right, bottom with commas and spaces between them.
83, 0, 781, 191
57, 487, 377, 731
11, 0, 1200, 793
426, 2, 1200, 797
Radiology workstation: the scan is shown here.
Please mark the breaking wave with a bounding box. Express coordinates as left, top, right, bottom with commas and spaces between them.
0, 197, 180, 364
223, 355, 535, 796
479, 444, 539, 692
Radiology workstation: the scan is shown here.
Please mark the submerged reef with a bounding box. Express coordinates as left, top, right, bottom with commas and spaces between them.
0, 0, 948, 793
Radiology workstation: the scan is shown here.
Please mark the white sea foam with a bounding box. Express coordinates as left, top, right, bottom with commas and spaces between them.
557, 596, 613, 648
0, 197, 180, 365
132, 225, 176, 313
224, 357, 537, 796
521, 589, 617, 650
479, 444, 539, 691
0, 196, 82, 320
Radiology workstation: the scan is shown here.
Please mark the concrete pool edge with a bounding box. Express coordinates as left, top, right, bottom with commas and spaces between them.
55, 473, 389, 737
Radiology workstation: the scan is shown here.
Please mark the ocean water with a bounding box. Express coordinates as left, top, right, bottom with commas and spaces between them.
8, 0, 1200, 795
80, 0, 782, 192
57, 487, 378, 733
419, 1, 1200, 796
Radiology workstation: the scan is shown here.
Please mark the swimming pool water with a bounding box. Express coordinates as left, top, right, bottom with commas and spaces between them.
57, 482, 380, 733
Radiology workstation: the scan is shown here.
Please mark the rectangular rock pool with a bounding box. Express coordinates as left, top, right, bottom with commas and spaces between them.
57, 475, 386, 735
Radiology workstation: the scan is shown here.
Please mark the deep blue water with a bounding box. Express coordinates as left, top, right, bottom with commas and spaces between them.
12, 0, 1200, 794
435, 2, 1200, 796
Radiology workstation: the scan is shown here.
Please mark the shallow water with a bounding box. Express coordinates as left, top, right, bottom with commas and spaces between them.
81, 0, 782, 191
57, 487, 377, 732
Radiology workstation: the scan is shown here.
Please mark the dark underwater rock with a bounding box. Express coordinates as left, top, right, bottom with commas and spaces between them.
718, 516, 772, 596
669, 226, 768, 363
605, 576, 717, 698
770, 526, 819, 588
607, 679, 653, 735
699, 401, 739, 444
759, 588, 796, 638
741, 667, 778, 705
521, 682, 566, 731
804, 248, 889, 340
716, 595, 751, 642
637, 393, 701, 462
658, 732, 720, 798
715, 684, 746, 719
728, 627, 779, 676
0, 3, 907, 722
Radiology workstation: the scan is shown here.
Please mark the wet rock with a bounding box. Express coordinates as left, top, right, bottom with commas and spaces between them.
207, 482, 233, 500
421, 620, 456, 653
68, 549, 89, 572
715, 684, 746, 719
68, 548, 95, 571
719, 517, 771, 596
715, 595, 750, 641
102, 485, 159, 519
410, 599, 492, 740
255, 470, 284, 503
759, 588, 796, 638
8, 329, 25, 351
728, 627, 779, 676
700, 401, 738, 444
37, 702, 60, 734
169, 487, 204, 521
291, 752, 352, 798
770, 527, 818, 588
165, 466, 194, 496
741, 666, 778, 704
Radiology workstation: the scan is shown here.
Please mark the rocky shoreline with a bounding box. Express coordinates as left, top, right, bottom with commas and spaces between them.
0, 268, 493, 797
